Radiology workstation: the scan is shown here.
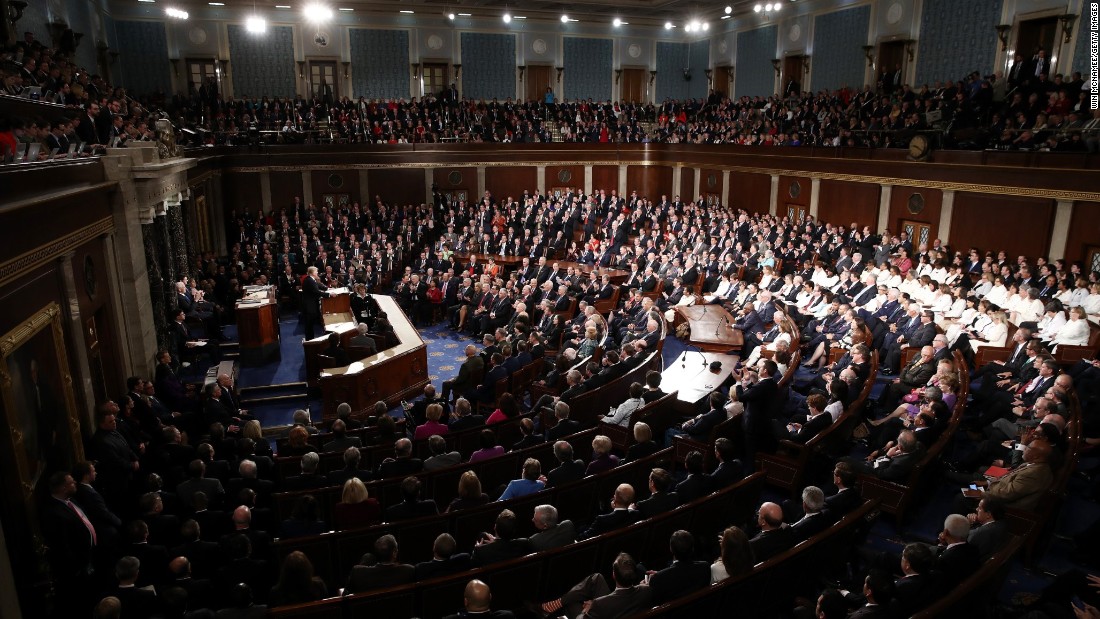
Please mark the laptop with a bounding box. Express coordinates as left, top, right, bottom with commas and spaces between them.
66, 143, 77, 157
24, 143, 40, 161
48, 147, 59, 159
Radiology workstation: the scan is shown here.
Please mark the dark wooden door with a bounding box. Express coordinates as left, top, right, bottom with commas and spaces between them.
526, 65, 552, 102
622, 68, 646, 103
877, 41, 906, 88
783, 56, 804, 95
1015, 17, 1058, 65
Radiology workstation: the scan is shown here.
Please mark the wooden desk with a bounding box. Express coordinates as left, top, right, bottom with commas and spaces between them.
322, 290, 354, 327
235, 286, 280, 365
660, 351, 739, 413
673, 305, 744, 353
317, 294, 429, 419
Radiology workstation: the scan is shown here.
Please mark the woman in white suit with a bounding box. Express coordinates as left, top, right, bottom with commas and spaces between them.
1052, 307, 1092, 351
969, 310, 1009, 354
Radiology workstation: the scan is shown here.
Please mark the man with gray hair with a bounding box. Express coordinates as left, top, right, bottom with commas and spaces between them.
789, 486, 830, 540
932, 513, 981, 586
545, 440, 585, 487
108, 556, 159, 617
530, 504, 576, 551
377, 438, 423, 478
349, 322, 378, 355
545, 400, 581, 441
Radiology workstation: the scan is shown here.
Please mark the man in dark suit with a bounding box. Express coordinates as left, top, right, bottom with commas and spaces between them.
471, 509, 532, 566
41, 472, 97, 607
301, 266, 329, 340
442, 580, 516, 619
932, 514, 981, 587
631, 468, 680, 519
849, 570, 894, 619
414, 533, 472, 581
788, 486, 832, 541
890, 543, 937, 617
176, 459, 226, 510
824, 463, 863, 520
476, 353, 509, 404
108, 555, 162, 619
846, 429, 925, 482
674, 450, 710, 503
376, 438, 424, 479
447, 396, 485, 432
346, 534, 415, 593
579, 484, 639, 540
540, 552, 652, 618
348, 323, 378, 356
442, 345, 484, 402
384, 476, 439, 522
545, 400, 583, 441
737, 359, 781, 462
529, 504, 577, 551
879, 344, 936, 411
647, 530, 711, 605
72, 461, 121, 549
664, 391, 729, 445
322, 418, 362, 453
785, 393, 833, 444
706, 438, 744, 489
749, 502, 795, 562
545, 440, 586, 487
160, 556, 216, 612
510, 418, 544, 451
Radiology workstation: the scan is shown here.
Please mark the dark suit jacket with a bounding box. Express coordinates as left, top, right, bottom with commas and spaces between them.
647, 560, 710, 605
452, 356, 485, 395
706, 460, 743, 489
790, 412, 832, 444
471, 538, 532, 566
529, 520, 577, 551
685, 407, 727, 442
301, 276, 328, 316
738, 378, 779, 448
384, 499, 439, 522
546, 419, 582, 442
823, 488, 861, 520
933, 542, 981, 588
891, 573, 937, 617
40, 497, 95, 578
789, 511, 831, 541
675, 474, 710, 504
873, 443, 925, 481
346, 563, 415, 593
74, 483, 121, 536
579, 508, 638, 540
414, 554, 472, 581
111, 586, 161, 619
546, 459, 586, 487
587, 585, 653, 619
749, 527, 795, 562
377, 457, 424, 479
632, 492, 680, 519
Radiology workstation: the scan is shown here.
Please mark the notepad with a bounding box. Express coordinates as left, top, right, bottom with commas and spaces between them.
984, 465, 1010, 478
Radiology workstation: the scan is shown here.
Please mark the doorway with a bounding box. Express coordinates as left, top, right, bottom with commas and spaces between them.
621, 67, 647, 103
900, 219, 932, 248
526, 65, 552, 102
782, 55, 805, 96
713, 66, 732, 100
1015, 17, 1059, 67
422, 62, 448, 99
787, 204, 807, 222
308, 59, 338, 103
877, 41, 907, 89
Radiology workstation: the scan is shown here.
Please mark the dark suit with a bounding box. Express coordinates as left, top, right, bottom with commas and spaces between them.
706, 460, 743, 490
789, 511, 831, 541
346, 563, 415, 592
471, 538, 532, 566
647, 560, 710, 605
546, 419, 582, 442
546, 459, 586, 487
891, 573, 936, 617
40, 497, 96, 580
301, 275, 328, 340
823, 488, 861, 520
384, 499, 439, 522
445, 355, 484, 401
749, 527, 795, 562
738, 378, 779, 460
414, 554, 472, 581
529, 520, 577, 551
933, 542, 981, 588
632, 492, 679, 519
579, 508, 638, 540
675, 474, 710, 504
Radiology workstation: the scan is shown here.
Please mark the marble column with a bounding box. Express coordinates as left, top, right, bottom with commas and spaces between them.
57, 251, 97, 416
769, 174, 780, 216
477, 167, 486, 200
584, 165, 593, 195
938, 190, 955, 245
302, 171, 313, 205
618, 164, 628, 197
424, 169, 434, 206
721, 170, 731, 207
878, 184, 892, 233
1048, 200, 1074, 261
809, 178, 821, 220
672, 166, 682, 199
259, 171, 272, 213
359, 170, 370, 205
536, 165, 546, 192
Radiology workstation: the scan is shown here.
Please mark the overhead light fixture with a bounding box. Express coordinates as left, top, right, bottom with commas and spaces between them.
664, 21, 674, 29
725, 5, 732, 13
303, 3, 332, 21
137, 0, 155, 3
338, 7, 353, 11
613, 18, 627, 26
165, 7, 188, 18
275, 4, 290, 7
502, 12, 511, 22
400, 9, 414, 13
208, 2, 224, 5
447, 12, 455, 19
458, 12, 471, 16
754, 4, 762, 12
513, 15, 526, 19
773, 2, 781, 10
721, 15, 731, 19
702, 22, 709, 30
561, 14, 569, 22
246, 15, 266, 32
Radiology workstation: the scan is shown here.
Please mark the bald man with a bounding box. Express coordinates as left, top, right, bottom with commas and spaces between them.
442, 344, 484, 402
442, 579, 515, 619
749, 502, 795, 562
878, 345, 936, 412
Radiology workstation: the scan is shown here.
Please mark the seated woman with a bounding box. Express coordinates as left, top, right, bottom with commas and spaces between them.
486, 392, 521, 425
1051, 306, 1092, 351
446, 470, 491, 513
279, 494, 328, 539
469, 429, 505, 463
711, 526, 755, 583
626, 422, 660, 461
269, 551, 328, 607
333, 477, 381, 531
414, 403, 450, 440
869, 383, 950, 428
585, 435, 619, 476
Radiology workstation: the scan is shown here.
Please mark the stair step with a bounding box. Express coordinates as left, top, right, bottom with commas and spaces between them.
242, 392, 309, 406
239, 381, 307, 393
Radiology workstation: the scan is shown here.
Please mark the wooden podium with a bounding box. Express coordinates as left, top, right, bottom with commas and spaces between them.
235, 286, 280, 365
311, 294, 429, 419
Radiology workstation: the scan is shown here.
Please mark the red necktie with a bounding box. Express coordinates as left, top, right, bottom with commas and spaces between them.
67, 500, 97, 545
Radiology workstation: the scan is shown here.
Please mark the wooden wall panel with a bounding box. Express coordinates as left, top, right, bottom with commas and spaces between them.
700, 168, 724, 201
728, 171, 772, 215
269, 171, 304, 214
485, 166, 538, 201
887, 187, 943, 238
543, 165, 585, 192
433, 167, 478, 193
312, 170, 364, 207
679, 167, 695, 200
625, 165, 673, 200
592, 165, 619, 193
778, 175, 811, 207
366, 168, 425, 207
1065, 201, 1100, 265
225, 173, 262, 215
817, 180, 881, 231
950, 193, 1055, 259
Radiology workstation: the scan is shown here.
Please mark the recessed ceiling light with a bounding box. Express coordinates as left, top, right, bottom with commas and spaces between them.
208, 2, 223, 5
246, 16, 266, 32
447, 12, 455, 19
561, 14, 569, 22
399, 9, 414, 13
664, 21, 674, 29
338, 7, 353, 11
513, 15, 526, 19
458, 12, 471, 16
275, 4, 290, 7
502, 12, 511, 22
303, 3, 332, 21
165, 7, 188, 18
725, 5, 732, 13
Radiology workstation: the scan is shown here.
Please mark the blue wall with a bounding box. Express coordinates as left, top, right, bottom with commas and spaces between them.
1071, 19, 1092, 78
812, 5, 871, 91
461, 33, 516, 100
350, 29, 410, 100
227, 24, 296, 98
655, 41, 708, 102
563, 37, 613, 101
914, 0, 1003, 85
735, 25, 777, 98
115, 20, 171, 96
